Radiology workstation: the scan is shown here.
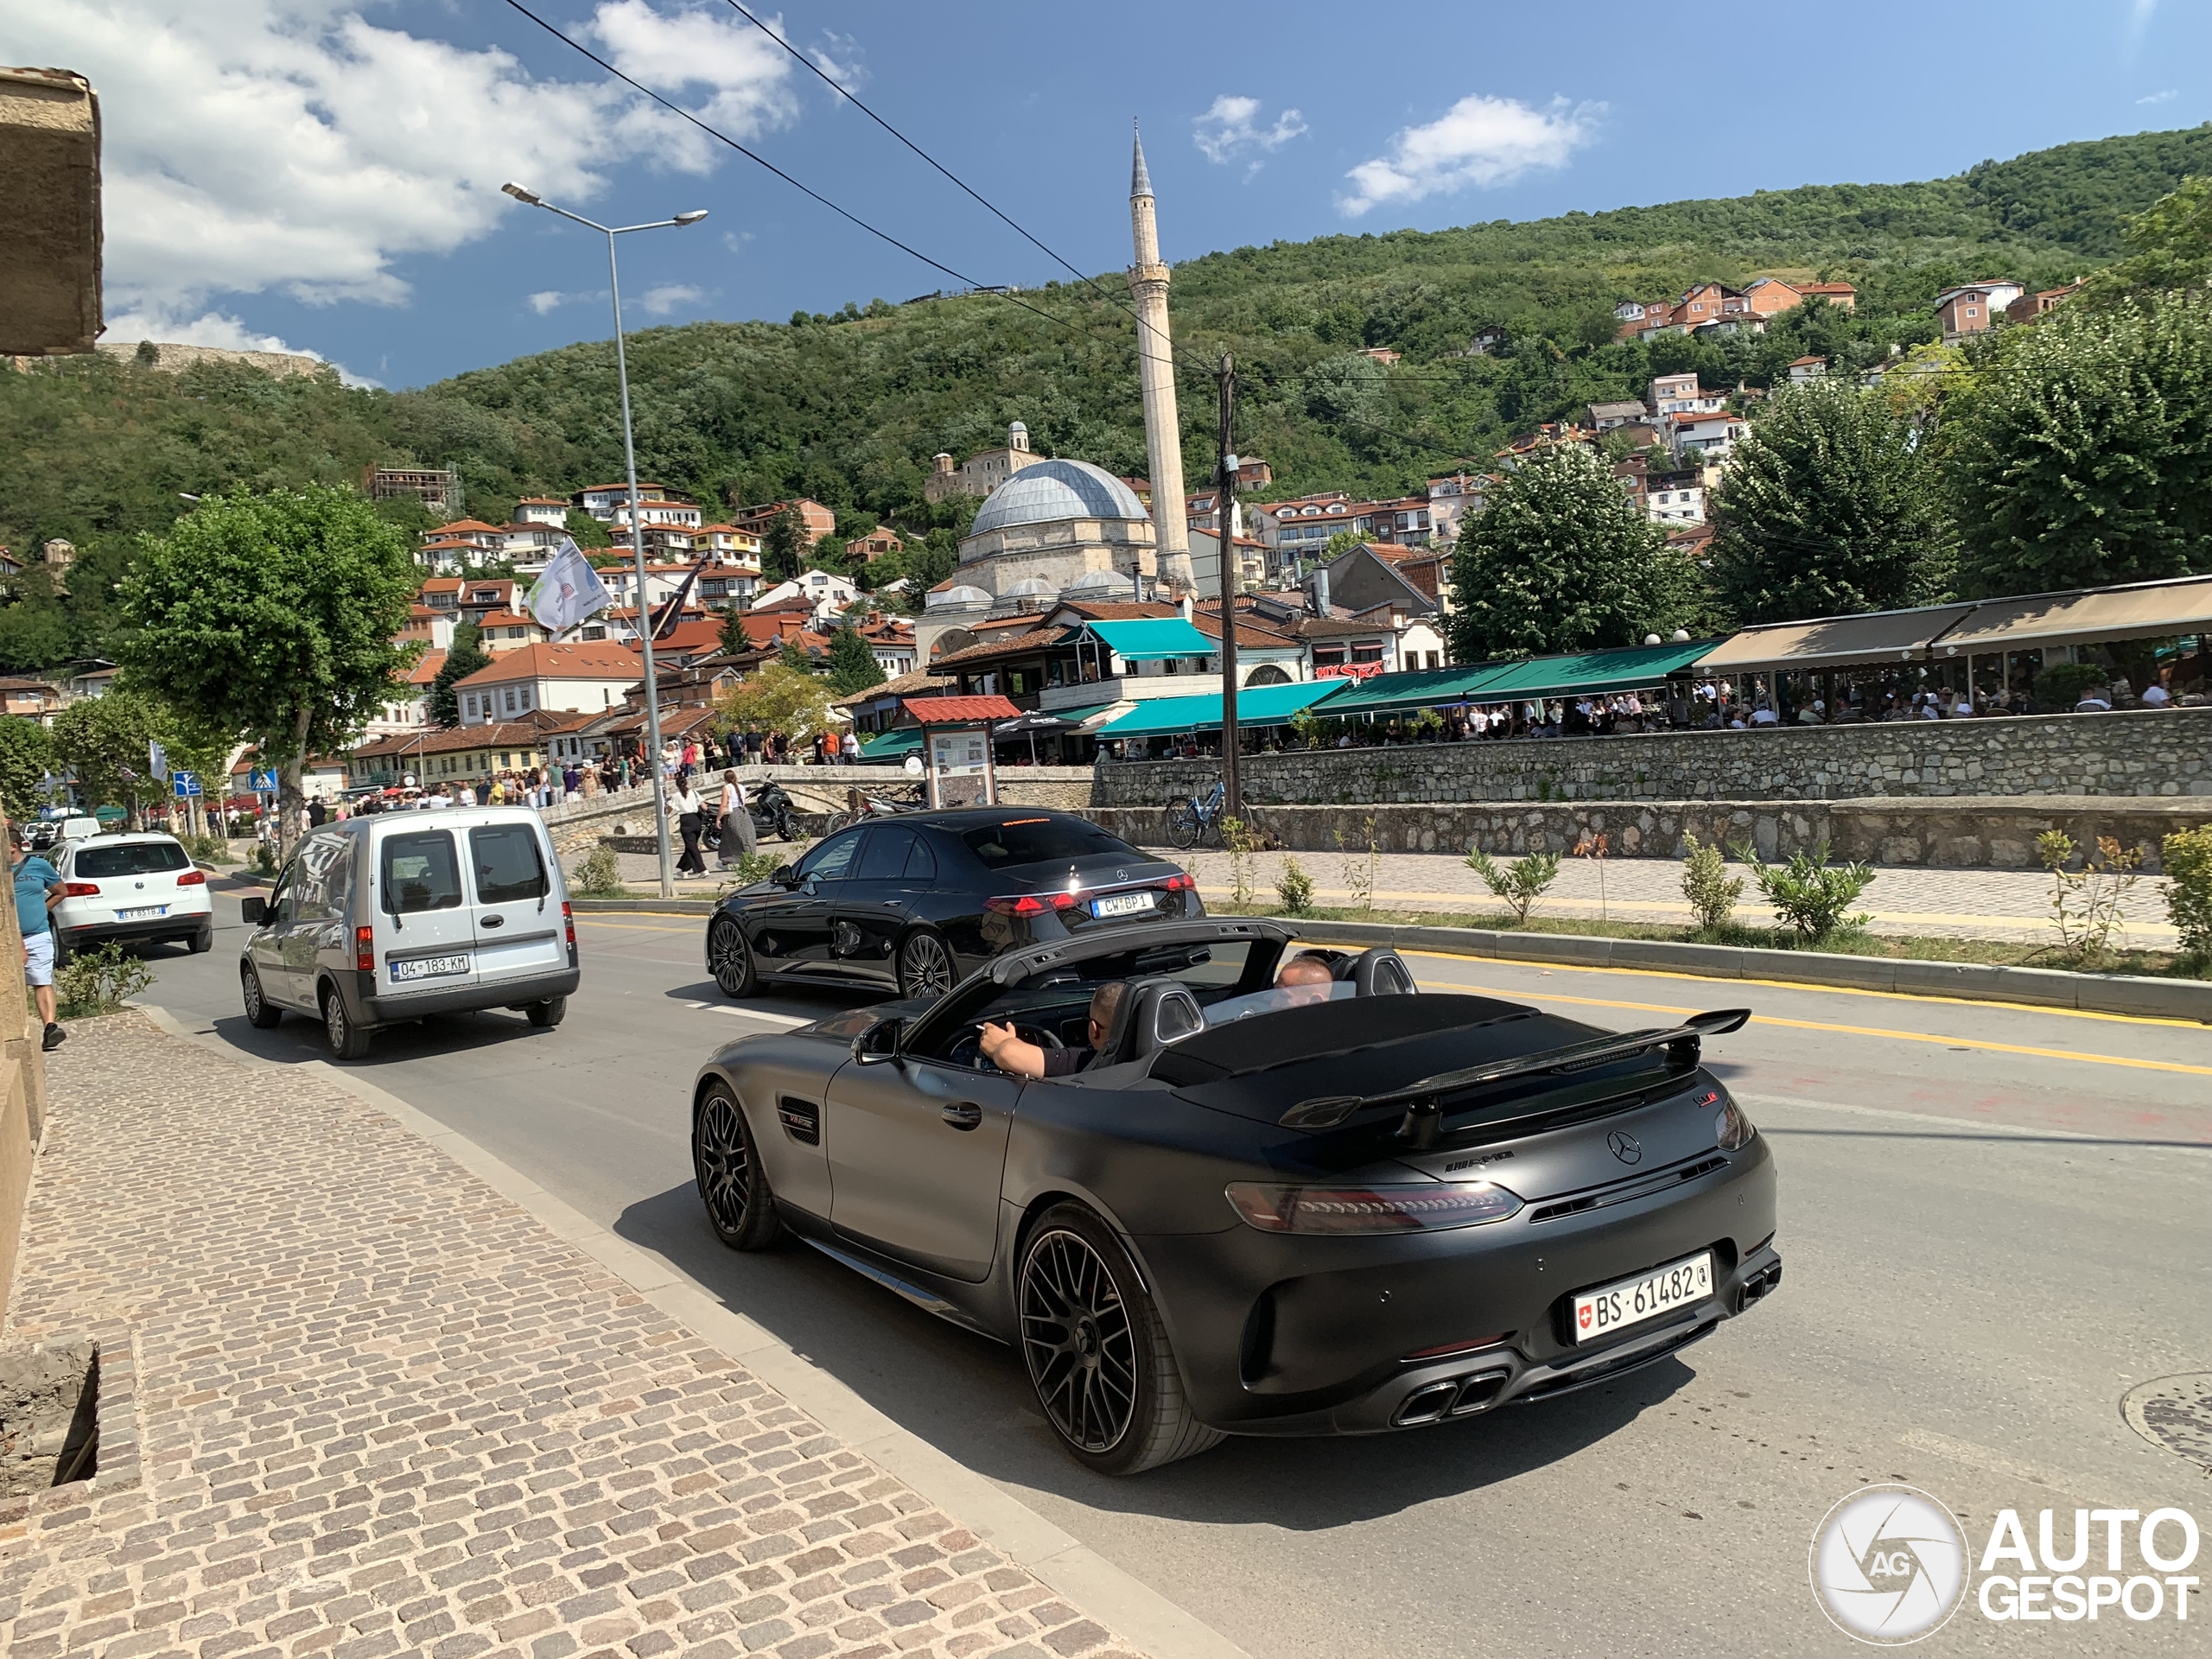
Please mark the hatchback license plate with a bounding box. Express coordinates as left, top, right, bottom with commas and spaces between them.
1572, 1250, 1713, 1342
117, 906, 167, 921
1090, 891, 1154, 918
392, 954, 468, 982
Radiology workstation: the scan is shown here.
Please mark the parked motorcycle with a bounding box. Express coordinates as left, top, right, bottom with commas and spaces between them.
701, 778, 798, 851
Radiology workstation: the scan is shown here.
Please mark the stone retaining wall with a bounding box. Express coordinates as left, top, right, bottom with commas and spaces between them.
1090, 795, 2212, 873
1091, 707, 2212, 810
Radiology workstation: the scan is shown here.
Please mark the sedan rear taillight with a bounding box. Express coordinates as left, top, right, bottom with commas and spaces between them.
1160, 872, 1196, 893
983, 893, 1082, 918
62, 881, 101, 897
1225, 1181, 1523, 1236
176, 869, 207, 887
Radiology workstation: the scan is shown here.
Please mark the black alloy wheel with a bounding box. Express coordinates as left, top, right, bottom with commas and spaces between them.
241, 963, 283, 1028
708, 913, 757, 997
693, 1086, 782, 1249
896, 929, 953, 1001
1018, 1204, 1224, 1475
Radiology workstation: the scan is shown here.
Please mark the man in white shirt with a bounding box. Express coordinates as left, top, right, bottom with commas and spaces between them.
841, 730, 861, 765
716, 769, 754, 868
2141, 680, 2171, 708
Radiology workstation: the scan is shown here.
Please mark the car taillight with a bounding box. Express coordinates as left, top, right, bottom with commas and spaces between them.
1715, 1097, 1754, 1151
176, 869, 207, 887
62, 881, 100, 897
355, 925, 374, 973
983, 893, 1080, 918
1160, 872, 1195, 893
1225, 1181, 1523, 1236
563, 900, 575, 948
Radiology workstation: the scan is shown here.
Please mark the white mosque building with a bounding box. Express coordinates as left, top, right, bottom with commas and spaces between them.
929, 128, 1198, 636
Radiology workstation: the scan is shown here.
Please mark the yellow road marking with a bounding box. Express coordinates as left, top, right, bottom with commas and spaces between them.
1302, 939, 2210, 1032
1402, 975, 2212, 1077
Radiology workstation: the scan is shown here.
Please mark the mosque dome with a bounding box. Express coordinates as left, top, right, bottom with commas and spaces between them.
1002, 577, 1058, 600
1061, 569, 1136, 599
925, 582, 994, 610
969, 459, 1148, 537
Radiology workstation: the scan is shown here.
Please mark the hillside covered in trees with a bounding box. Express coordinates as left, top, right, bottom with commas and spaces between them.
2, 122, 2208, 671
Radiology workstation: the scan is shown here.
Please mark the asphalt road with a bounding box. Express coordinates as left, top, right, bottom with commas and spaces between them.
130, 887, 2212, 1659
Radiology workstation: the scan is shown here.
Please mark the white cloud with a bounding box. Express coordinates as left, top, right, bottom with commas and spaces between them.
8, 2, 801, 337
527, 291, 569, 316
1192, 95, 1306, 166
636, 283, 706, 316
2138, 87, 2178, 104
807, 29, 867, 98
1338, 94, 1600, 217
100, 303, 380, 384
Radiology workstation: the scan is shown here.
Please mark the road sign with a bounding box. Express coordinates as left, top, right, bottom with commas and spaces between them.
172, 771, 202, 798
249, 768, 278, 792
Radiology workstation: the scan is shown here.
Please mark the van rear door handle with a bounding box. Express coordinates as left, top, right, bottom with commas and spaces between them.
941, 1103, 982, 1131
480, 915, 505, 928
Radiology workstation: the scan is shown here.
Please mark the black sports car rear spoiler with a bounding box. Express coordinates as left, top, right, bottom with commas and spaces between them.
1281, 1007, 1751, 1143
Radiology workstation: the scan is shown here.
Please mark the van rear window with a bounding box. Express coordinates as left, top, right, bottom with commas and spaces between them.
75, 842, 190, 878
469, 824, 547, 904
382, 831, 462, 912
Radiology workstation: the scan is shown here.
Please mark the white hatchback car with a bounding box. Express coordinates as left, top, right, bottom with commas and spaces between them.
53, 832, 214, 956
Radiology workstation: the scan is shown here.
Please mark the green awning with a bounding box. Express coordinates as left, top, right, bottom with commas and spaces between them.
1097, 679, 1348, 739
1084, 618, 1215, 661
1307, 662, 1525, 716
1469, 640, 1714, 702
858, 728, 924, 760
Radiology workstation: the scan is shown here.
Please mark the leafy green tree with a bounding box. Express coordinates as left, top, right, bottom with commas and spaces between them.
714, 662, 835, 744
2083, 175, 2212, 306
121, 486, 418, 850
1942, 294, 2212, 595
717, 604, 753, 658
0, 715, 55, 819
1708, 379, 1952, 623
778, 636, 816, 674
428, 620, 490, 728
1319, 529, 1365, 563
51, 688, 168, 828
1447, 444, 1694, 660
761, 508, 805, 582
564, 508, 613, 549
826, 624, 886, 695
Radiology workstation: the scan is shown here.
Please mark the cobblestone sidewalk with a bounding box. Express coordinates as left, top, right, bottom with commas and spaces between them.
0, 1015, 1141, 1659
1159, 845, 2180, 947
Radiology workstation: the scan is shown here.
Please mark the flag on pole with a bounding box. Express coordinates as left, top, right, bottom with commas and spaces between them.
148, 740, 169, 783
528, 537, 614, 635
645, 555, 712, 642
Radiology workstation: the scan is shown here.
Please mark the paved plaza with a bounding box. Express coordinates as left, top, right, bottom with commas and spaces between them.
0, 1015, 1142, 1659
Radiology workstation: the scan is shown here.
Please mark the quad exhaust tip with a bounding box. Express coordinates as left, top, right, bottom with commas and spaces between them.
1393, 1368, 1510, 1427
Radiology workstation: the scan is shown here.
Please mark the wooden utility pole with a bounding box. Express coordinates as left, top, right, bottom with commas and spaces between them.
1217, 353, 1240, 816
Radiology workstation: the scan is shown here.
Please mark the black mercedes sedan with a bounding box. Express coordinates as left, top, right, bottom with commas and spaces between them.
703, 807, 1201, 1001
689, 917, 1782, 1475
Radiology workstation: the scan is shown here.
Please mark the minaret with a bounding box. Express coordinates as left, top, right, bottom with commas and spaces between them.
1128, 124, 1195, 595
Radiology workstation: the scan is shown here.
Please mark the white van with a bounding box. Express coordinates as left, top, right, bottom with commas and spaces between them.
238, 806, 579, 1058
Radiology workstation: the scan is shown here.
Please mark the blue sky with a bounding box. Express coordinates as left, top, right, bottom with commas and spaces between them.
12, 0, 2209, 386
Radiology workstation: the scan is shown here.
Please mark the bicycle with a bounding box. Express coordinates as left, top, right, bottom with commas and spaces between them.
1166, 779, 1226, 851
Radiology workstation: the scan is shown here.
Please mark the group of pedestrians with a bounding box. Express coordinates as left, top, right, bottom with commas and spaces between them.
669, 770, 760, 876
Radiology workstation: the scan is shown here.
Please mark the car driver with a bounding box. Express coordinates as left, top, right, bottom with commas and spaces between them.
979, 956, 1341, 1079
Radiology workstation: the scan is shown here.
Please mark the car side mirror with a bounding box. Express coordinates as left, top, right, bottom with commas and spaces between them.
851, 1017, 902, 1065
772, 863, 796, 887
239, 896, 267, 925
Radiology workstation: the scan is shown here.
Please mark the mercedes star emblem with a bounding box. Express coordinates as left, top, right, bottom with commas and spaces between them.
1606, 1131, 1643, 1166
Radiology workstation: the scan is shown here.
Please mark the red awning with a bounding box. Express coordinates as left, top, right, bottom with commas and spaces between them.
902, 695, 1022, 725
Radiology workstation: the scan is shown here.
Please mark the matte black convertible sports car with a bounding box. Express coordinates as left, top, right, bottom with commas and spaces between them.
704, 807, 1199, 1001
690, 918, 1782, 1473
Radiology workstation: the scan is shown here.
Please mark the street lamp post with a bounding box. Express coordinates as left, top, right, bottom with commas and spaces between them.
502, 182, 707, 899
